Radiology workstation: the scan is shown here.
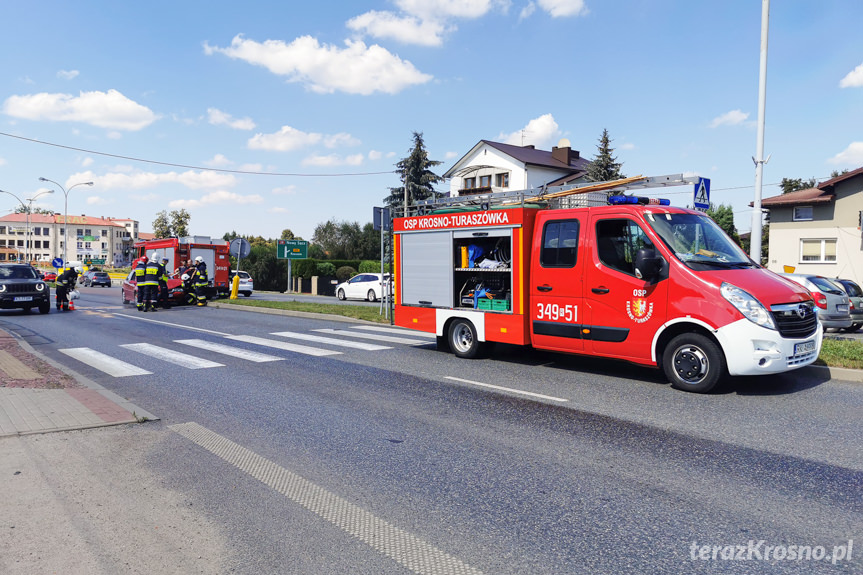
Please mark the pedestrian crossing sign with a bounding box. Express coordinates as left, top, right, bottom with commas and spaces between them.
693, 177, 710, 210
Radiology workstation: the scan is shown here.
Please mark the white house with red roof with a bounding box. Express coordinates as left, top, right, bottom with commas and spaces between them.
759, 166, 863, 287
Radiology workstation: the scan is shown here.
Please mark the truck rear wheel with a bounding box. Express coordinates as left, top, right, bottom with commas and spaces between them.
448, 318, 488, 359
662, 333, 726, 393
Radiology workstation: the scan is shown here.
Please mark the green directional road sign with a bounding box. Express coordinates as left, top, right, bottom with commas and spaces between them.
277, 239, 308, 259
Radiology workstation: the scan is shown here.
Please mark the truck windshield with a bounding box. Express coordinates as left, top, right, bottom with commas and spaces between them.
645, 212, 754, 269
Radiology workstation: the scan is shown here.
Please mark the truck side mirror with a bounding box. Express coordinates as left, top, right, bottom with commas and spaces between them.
634, 248, 663, 281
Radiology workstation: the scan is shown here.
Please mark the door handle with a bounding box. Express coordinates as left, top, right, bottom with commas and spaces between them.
537, 285, 553, 292
592, 287, 610, 294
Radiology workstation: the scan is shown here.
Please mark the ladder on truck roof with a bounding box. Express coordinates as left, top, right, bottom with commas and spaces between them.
413, 174, 702, 215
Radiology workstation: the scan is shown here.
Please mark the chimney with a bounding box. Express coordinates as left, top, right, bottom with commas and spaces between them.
552, 138, 580, 165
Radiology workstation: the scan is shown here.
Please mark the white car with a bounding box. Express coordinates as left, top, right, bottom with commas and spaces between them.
335, 273, 391, 302
229, 270, 254, 297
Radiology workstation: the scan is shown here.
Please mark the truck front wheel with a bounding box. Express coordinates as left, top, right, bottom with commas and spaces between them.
448, 318, 488, 359
662, 333, 726, 393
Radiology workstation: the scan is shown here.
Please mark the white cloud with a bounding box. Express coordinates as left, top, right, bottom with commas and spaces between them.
207, 107, 256, 130
536, 0, 588, 18
827, 142, 863, 165
270, 207, 289, 213
2, 89, 157, 131
204, 35, 432, 95
368, 150, 383, 160
57, 70, 79, 80
169, 190, 264, 209
395, 0, 506, 20
86, 195, 112, 205
0, 157, 7, 166
68, 169, 236, 190
272, 185, 297, 195
248, 125, 359, 152
619, 142, 635, 150
519, 2, 537, 20
81, 157, 94, 167
839, 62, 863, 88
499, 113, 561, 149
708, 109, 749, 128
301, 153, 364, 167
347, 11, 449, 47
238, 163, 263, 172
204, 154, 232, 167
445, 151, 458, 159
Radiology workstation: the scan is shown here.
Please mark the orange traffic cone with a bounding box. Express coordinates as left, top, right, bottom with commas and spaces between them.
68, 300, 75, 311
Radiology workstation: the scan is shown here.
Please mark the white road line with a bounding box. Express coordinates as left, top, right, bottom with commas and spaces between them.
111, 313, 231, 336
444, 376, 569, 403
120, 343, 224, 369
352, 325, 437, 338
59, 348, 152, 377
270, 331, 392, 351
169, 422, 483, 575
313, 329, 431, 346
225, 335, 342, 357
174, 339, 284, 363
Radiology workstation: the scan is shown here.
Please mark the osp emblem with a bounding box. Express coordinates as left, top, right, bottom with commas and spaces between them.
626, 297, 654, 323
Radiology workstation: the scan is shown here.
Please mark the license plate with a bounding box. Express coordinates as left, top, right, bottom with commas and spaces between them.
13, 296, 33, 302
837, 304, 849, 313
795, 340, 816, 355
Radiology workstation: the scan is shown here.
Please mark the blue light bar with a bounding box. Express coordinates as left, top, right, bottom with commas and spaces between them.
608, 195, 670, 206
609, 195, 639, 204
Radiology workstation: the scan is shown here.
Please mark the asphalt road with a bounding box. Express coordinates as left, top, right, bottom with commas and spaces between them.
1, 285, 860, 574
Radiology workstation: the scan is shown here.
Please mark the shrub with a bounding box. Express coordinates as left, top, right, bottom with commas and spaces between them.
316, 262, 337, 277
336, 266, 357, 282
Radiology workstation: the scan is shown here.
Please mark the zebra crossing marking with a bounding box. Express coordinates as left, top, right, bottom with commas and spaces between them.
312, 328, 431, 346
225, 335, 342, 357
352, 325, 436, 338
59, 347, 152, 377
174, 339, 284, 363
120, 343, 224, 369
270, 331, 392, 351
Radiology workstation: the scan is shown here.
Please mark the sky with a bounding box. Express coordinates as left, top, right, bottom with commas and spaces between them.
1, 0, 862, 241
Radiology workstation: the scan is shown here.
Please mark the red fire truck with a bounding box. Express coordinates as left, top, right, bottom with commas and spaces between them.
133, 236, 231, 298
393, 176, 822, 393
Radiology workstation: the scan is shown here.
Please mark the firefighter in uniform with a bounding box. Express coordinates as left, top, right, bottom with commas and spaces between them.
134, 256, 148, 311
190, 255, 208, 306
157, 256, 171, 309
55, 266, 81, 311
142, 255, 161, 311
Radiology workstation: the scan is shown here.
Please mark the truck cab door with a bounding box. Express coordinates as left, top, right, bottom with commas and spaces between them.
529, 217, 585, 352
585, 216, 668, 361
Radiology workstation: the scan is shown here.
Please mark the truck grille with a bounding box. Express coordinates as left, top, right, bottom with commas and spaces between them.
771, 302, 817, 339
2, 283, 40, 294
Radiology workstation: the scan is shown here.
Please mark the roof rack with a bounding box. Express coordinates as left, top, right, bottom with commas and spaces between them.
412, 174, 701, 215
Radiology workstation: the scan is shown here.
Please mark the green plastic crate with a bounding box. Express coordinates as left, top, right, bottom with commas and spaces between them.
491, 299, 509, 311
477, 298, 493, 310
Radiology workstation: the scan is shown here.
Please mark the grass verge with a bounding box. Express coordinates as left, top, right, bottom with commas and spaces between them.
817, 338, 863, 370
219, 299, 863, 369
218, 298, 391, 323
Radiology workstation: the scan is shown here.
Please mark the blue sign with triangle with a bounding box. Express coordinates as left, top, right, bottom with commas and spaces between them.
693, 177, 711, 210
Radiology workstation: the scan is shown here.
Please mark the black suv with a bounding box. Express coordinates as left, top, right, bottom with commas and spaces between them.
0, 264, 51, 314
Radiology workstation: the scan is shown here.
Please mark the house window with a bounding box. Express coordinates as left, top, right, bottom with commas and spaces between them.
102, 230, 108, 237
464, 177, 476, 189
793, 206, 813, 221
0, 226, 5, 234
43, 241, 49, 248
496, 173, 509, 188
479, 175, 491, 188
800, 239, 837, 263
34, 228, 41, 235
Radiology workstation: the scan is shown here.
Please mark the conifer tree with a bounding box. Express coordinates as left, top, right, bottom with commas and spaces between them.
385, 132, 443, 216
585, 128, 625, 182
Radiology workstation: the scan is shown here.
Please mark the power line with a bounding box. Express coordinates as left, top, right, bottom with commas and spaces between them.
0, 131, 395, 177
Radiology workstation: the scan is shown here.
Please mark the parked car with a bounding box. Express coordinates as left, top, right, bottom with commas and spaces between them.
228, 270, 254, 297
335, 273, 391, 302
779, 273, 852, 331
87, 271, 112, 287
121, 271, 187, 305
0, 264, 51, 314
80, 270, 97, 286
832, 278, 863, 332
42, 271, 57, 282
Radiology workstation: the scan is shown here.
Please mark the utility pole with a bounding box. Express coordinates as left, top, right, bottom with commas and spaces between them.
750, 0, 770, 263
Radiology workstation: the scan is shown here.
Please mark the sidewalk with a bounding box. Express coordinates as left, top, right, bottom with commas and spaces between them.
0, 329, 157, 437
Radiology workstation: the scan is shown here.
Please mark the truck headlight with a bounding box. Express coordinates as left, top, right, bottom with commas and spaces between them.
721, 282, 776, 330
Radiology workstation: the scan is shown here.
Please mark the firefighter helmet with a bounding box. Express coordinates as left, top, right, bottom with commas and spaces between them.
194, 256, 204, 263
74, 266, 82, 273
151, 252, 159, 260
141, 255, 148, 263
181, 274, 190, 281
161, 257, 169, 263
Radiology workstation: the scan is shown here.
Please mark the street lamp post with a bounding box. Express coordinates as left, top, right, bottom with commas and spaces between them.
38, 178, 94, 267
24, 189, 54, 263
